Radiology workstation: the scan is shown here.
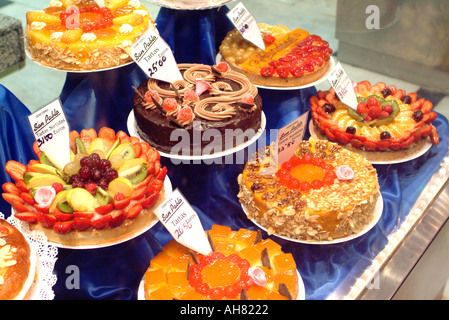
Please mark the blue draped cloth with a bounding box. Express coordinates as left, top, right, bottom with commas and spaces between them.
0, 6, 448, 300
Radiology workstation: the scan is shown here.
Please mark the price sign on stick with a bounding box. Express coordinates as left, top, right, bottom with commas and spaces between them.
27, 99, 70, 171
326, 61, 358, 110
131, 28, 183, 83
227, 2, 265, 50
154, 189, 213, 255
276, 111, 309, 166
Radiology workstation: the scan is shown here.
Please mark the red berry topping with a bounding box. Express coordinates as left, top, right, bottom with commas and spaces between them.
184, 89, 198, 101
380, 111, 390, 119
216, 62, 230, 73
52, 183, 64, 193
276, 67, 289, 78
357, 102, 369, 115
114, 192, 125, 201
289, 66, 304, 78
268, 60, 280, 68
367, 96, 381, 108
241, 93, 254, 104
263, 34, 276, 43
368, 106, 382, 119
179, 107, 193, 121
363, 115, 372, 122
260, 66, 275, 77
85, 182, 97, 195
300, 61, 314, 72
144, 90, 159, 103
383, 104, 393, 114
163, 98, 177, 111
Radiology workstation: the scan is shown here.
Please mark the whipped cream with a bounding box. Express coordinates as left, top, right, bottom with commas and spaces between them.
49, 1, 63, 7
119, 24, 133, 35
81, 33, 97, 42
128, 0, 141, 8
134, 10, 148, 17
50, 32, 63, 42
30, 21, 46, 30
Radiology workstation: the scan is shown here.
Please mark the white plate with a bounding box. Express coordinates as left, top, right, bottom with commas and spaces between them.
308, 120, 433, 165
147, 0, 236, 10
137, 268, 305, 300
12, 177, 172, 250
242, 194, 384, 245
127, 110, 267, 160
215, 54, 335, 90
26, 48, 134, 73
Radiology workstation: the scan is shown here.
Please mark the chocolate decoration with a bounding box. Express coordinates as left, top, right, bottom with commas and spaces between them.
253, 229, 263, 245
278, 283, 293, 300
236, 101, 255, 110
240, 288, 249, 300
211, 65, 223, 77
206, 231, 215, 252
132, 86, 146, 101
170, 83, 182, 101
261, 248, 271, 269
189, 250, 199, 264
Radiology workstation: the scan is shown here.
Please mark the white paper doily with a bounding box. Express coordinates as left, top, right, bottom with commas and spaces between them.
1, 212, 58, 300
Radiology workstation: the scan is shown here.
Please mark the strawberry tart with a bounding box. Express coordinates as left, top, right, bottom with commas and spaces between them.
2, 127, 168, 247
310, 81, 440, 162
143, 224, 299, 300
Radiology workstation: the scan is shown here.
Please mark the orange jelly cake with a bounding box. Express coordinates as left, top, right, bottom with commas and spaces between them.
1, 127, 167, 247
0, 219, 34, 300
25, 0, 155, 71
310, 80, 440, 162
219, 23, 333, 87
238, 140, 380, 242
144, 225, 299, 300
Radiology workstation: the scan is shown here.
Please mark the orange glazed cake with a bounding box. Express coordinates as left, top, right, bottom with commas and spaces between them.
144, 225, 299, 300
238, 140, 380, 242
0, 219, 35, 300
310, 80, 440, 162
219, 23, 333, 87
1, 127, 167, 247
25, 0, 155, 71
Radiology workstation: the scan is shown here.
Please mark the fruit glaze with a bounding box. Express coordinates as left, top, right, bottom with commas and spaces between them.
310, 81, 439, 157
238, 140, 380, 242
25, 0, 154, 71
144, 225, 299, 300
2, 127, 167, 247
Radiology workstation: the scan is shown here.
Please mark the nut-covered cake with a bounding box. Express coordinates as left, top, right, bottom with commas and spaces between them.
0, 219, 34, 300
143, 225, 299, 300
310, 81, 439, 162
219, 23, 333, 87
238, 140, 380, 242
133, 62, 263, 155
2, 127, 167, 247
25, 0, 155, 71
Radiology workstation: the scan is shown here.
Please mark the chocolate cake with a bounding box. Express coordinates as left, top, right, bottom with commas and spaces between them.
133, 63, 263, 156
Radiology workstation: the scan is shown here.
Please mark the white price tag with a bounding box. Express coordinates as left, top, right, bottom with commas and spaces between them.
94, 0, 105, 7
276, 111, 309, 166
326, 61, 358, 110
154, 189, 212, 255
227, 2, 265, 50
27, 99, 70, 171
131, 29, 183, 83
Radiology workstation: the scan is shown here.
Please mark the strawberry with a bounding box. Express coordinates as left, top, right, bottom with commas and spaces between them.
156, 166, 167, 181
114, 198, 131, 210
108, 210, 127, 228
147, 179, 164, 195
74, 211, 94, 219
5, 160, 26, 182
15, 179, 29, 193
357, 102, 369, 115
2, 182, 21, 195
368, 106, 382, 119
127, 203, 143, 219
73, 217, 91, 231
289, 66, 303, 78
53, 221, 74, 234
275, 67, 289, 78
260, 66, 275, 77
52, 182, 64, 194
36, 212, 57, 229
141, 191, 160, 209
131, 186, 147, 200
14, 212, 38, 224
95, 203, 113, 215
91, 215, 112, 229
54, 209, 74, 222
366, 96, 380, 108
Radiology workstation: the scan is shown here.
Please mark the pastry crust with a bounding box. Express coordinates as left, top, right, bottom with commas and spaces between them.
0, 219, 32, 300
238, 140, 380, 242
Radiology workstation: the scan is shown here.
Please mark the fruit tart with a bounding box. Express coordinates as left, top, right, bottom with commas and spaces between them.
238, 140, 380, 242
2, 127, 168, 247
310, 81, 440, 162
25, 0, 155, 71
0, 219, 36, 300
219, 23, 333, 87
143, 225, 300, 300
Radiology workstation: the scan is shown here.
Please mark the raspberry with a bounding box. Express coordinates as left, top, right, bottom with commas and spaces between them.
363, 115, 372, 122
52, 183, 64, 193
216, 62, 229, 73
114, 192, 125, 201
184, 89, 198, 101
384, 104, 393, 113
380, 111, 390, 119
145, 90, 159, 103
260, 66, 275, 77
368, 106, 382, 119
179, 107, 193, 121
357, 102, 369, 115
276, 67, 289, 78
241, 93, 254, 104
367, 96, 381, 108
163, 98, 177, 111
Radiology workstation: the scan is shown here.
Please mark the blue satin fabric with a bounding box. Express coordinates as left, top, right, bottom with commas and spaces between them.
0, 6, 448, 300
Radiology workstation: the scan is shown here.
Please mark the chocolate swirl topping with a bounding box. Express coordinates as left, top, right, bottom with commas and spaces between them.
145, 63, 259, 122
